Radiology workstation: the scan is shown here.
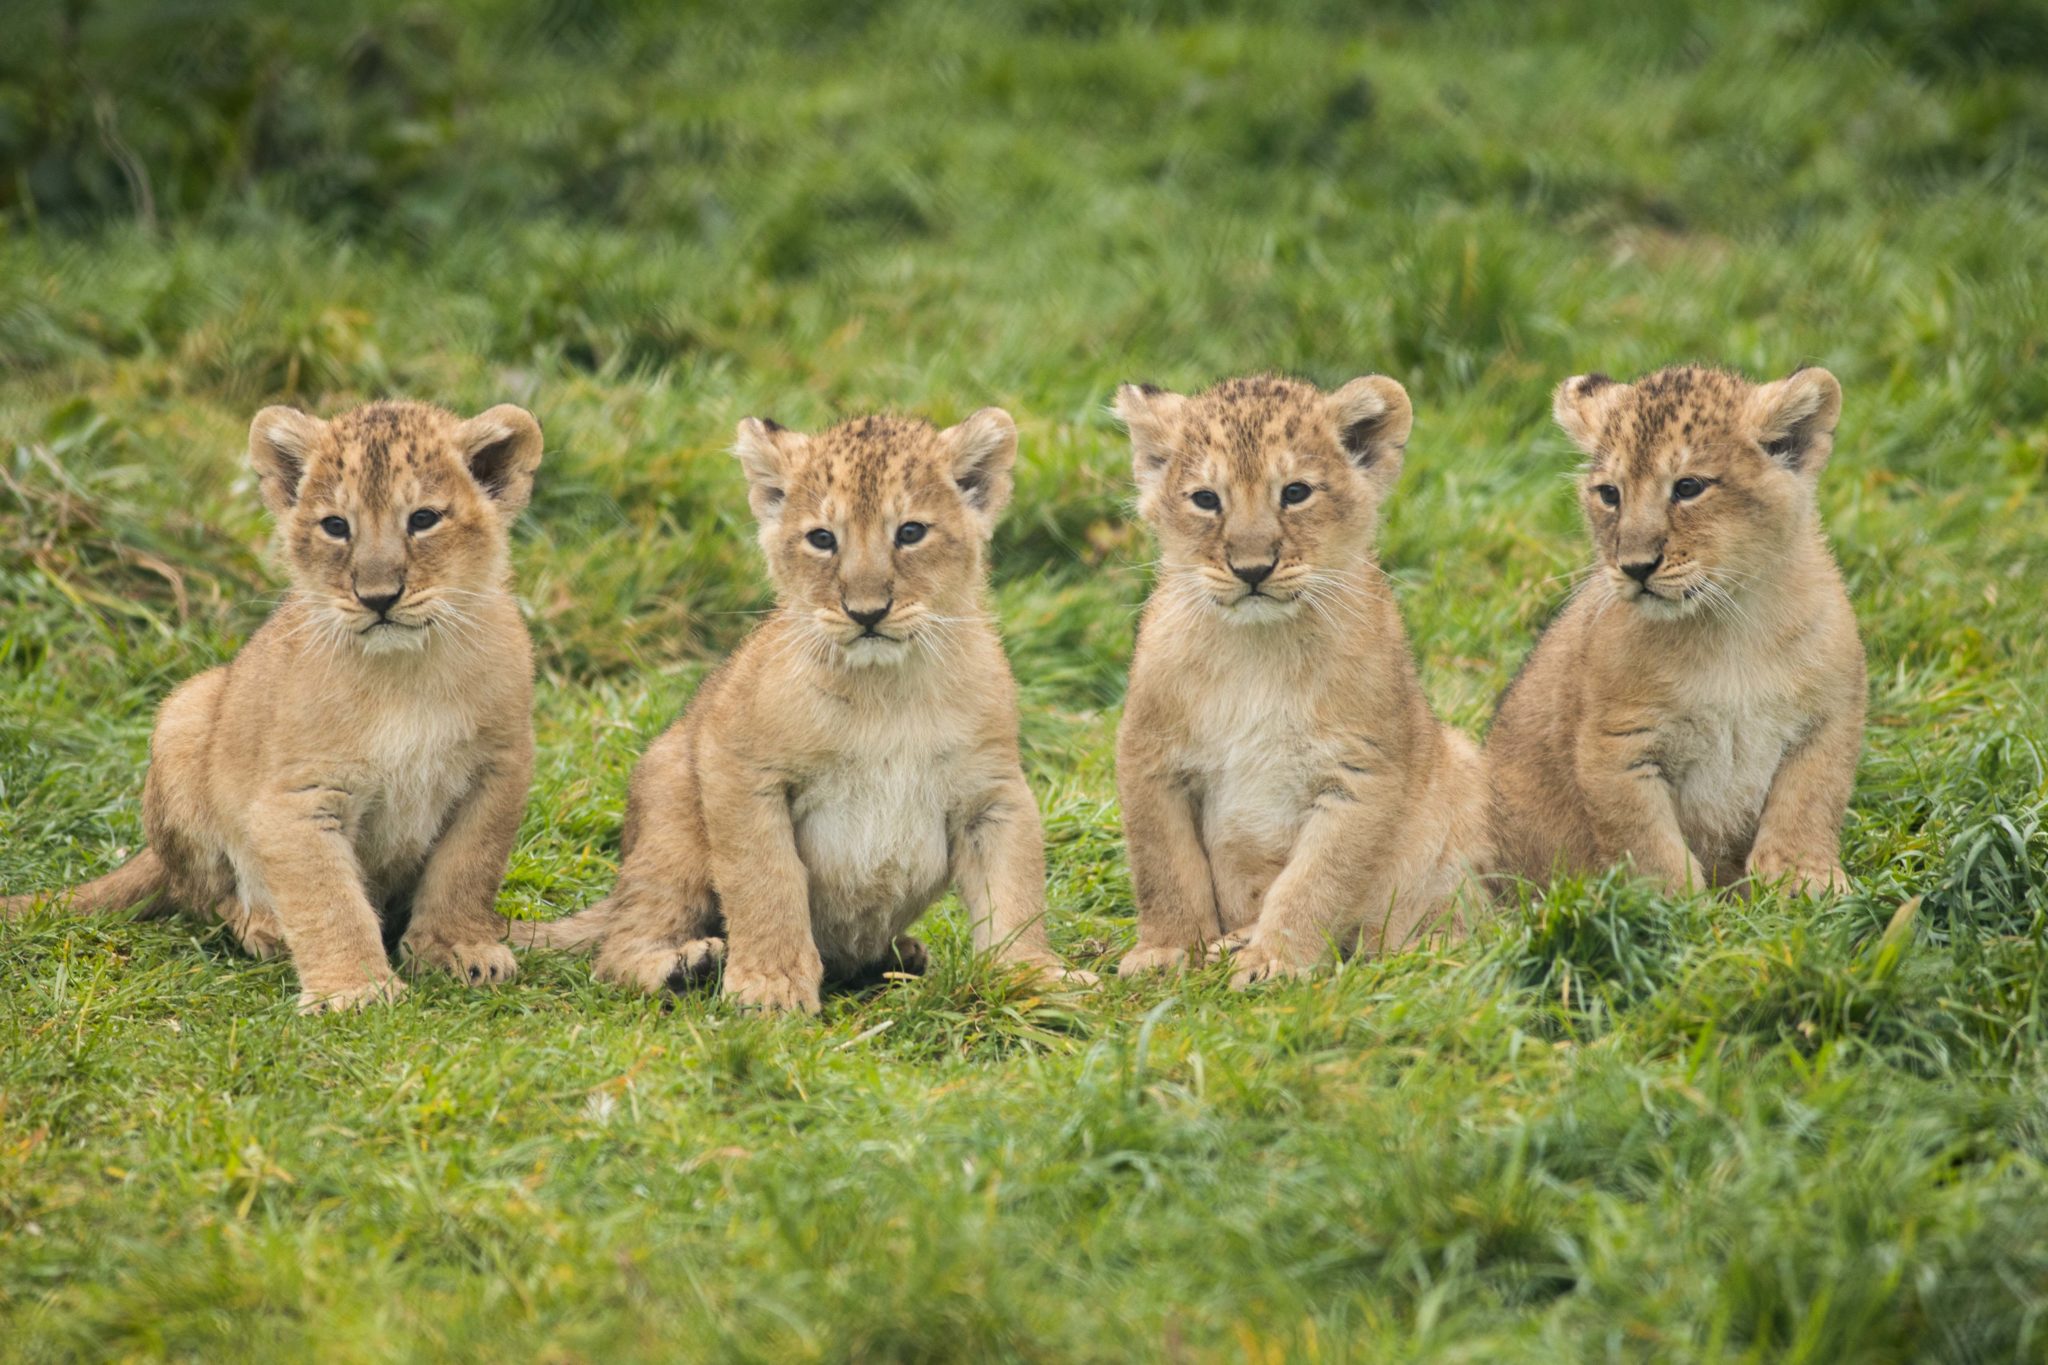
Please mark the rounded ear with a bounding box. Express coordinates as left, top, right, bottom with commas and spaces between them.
1746, 367, 1842, 476
733, 417, 804, 529
940, 407, 1017, 535
1552, 373, 1620, 453
249, 406, 327, 518
1112, 383, 1186, 496
456, 404, 544, 517
1327, 375, 1411, 488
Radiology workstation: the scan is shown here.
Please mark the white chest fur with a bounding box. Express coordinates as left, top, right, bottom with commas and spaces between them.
1662, 656, 1812, 865
1181, 674, 1325, 853
352, 694, 483, 880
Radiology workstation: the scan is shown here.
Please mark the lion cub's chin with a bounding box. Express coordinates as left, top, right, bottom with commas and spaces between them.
1614, 581, 1709, 623
837, 634, 914, 668
1215, 592, 1302, 623
357, 621, 432, 655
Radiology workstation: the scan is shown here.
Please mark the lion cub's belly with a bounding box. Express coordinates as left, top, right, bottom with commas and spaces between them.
1663, 683, 1809, 876
792, 755, 952, 972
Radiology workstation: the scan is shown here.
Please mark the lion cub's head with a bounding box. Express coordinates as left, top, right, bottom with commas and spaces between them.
1553, 365, 1842, 621
1114, 374, 1412, 622
732, 409, 1016, 669
248, 400, 544, 656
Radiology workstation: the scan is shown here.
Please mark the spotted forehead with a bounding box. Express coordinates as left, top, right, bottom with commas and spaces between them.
306, 402, 464, 507
792, 415, 947, 513
1177, 376, 1331, 482
1597, 367, 1751, 475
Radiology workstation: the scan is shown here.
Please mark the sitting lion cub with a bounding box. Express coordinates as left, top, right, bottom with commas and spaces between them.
1112, 375, 1489, 985
3, 400, 545, 1011
522, 409, 1088, 1012
1487, 365, 1866, 895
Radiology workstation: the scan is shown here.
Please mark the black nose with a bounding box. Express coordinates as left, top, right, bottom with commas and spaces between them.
847, 604, 891, 630
1231, 561, 1275, 587
356, 589, 403, 616
1621, 556, 1663, 585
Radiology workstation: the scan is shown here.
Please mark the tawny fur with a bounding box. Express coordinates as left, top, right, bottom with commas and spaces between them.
3, 400, 545, 1012
1111, 375, 1490, 986
519, 409, 1092, 1012
1487, 365, 1866, 896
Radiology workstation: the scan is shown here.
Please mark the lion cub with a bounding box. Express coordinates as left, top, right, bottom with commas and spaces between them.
1487, 365, 1865, 895
523, 409, 1087, 1012
1112, 375, 1489, 986
3, 401, 545, 1012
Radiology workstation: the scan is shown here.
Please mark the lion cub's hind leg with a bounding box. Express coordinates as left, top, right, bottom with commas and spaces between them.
586, 884, 728, 997
215, 898, 288, 961
828, 934, 932, 992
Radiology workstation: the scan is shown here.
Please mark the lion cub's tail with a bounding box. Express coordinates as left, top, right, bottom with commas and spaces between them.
510, 898, 618, 952
2, 848, 170, 921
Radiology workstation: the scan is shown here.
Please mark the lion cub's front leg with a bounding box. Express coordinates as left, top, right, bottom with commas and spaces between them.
1578, 723, 1705, 895
702, 756, 822, 1014
398, 749, 531, 987
245, 782, 403, 1013
952, 772, 1095, 987
1222, 779, 1408, 988
1746, 711, 1860, 896
1114, 750, 1222, 976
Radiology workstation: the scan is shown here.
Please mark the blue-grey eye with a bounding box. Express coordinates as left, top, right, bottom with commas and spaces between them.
896, 521, 927, 546
320, 516, 350, 539
1593, 485, 1620, 508
1190, 489, 1221, 511
408, 508, 442, 533
1672, 477, 1706, 501
1281, 482, 1313, 506
806, 528, 837, 551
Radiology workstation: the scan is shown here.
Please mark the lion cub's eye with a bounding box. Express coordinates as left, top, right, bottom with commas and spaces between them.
407, 508, 442, 533
806, 528, 837, 552
319, 516, 351, 539
1281, 482, 1313, 506
1672, 477, 1707, 502
1190, 489, 1222, 511
895, 521, 927, 546
1593, 484, 1621, 508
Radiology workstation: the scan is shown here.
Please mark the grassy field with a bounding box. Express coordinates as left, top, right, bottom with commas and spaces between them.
4, 0, 2048, 1358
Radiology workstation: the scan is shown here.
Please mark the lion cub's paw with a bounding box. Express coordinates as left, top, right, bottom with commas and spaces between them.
1748, 853, 1851, 898
593, 936, 724, 996
1115, 944, 1191, 976
1006, 954, 1099, 989
661, 938, 727, 993
225, 904, 288, 961
297, 970, 407, 1014
885, 935, 930, 977
723, 960, 823, 1015
401, 931, 519, 986
1226, 940, 1317, 991
1202, 929, 1255, 965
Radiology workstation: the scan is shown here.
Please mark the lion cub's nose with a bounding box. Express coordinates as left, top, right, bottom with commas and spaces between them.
1230, 561, 1275, 588
356, 587, 404, 616
1621, 555, 1663, 585
846, 603, 891, 630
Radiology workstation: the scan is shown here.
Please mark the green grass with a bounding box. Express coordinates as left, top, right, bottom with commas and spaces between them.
4, 0, 2048, 1358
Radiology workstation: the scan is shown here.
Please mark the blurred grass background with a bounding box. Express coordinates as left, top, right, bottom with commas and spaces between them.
2, 0, 2047, 1359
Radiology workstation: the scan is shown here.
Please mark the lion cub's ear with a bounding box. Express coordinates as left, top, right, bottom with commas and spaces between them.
1746, 367, 1842, 477
249, 406, 328, 518
733, 417, 807, 531
1552, 372, 1623, 454
940, 407, 1017, 537
456, 405, 545, 518
1112, 383, 1188, 497
1327, 375, 1411, 491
